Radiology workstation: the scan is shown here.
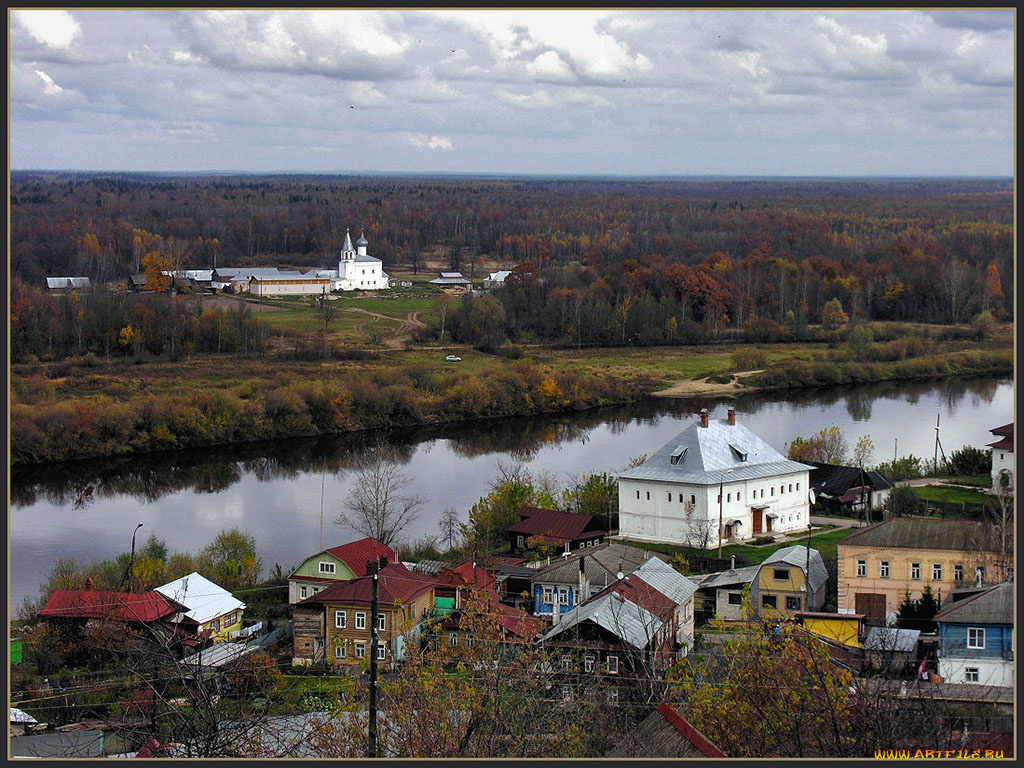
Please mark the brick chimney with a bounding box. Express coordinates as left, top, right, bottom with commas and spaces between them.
700, 408, 709, 428
727, 408, 736, 426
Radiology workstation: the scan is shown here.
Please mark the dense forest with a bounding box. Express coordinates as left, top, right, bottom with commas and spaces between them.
11, 174, 1012, 328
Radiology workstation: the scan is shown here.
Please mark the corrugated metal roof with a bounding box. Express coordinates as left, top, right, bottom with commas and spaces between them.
934, 582, 1013, 625
761, 546, 828, 592
839, 517, 999, 553
324, 538, 396, 576
507, 506, 604, 542
10, 708, 39, 724
630, 557, 697, 606
39, 589, 179, 623
531, 541, 663, 585
180, 641, 258, 669
618, 418, 811, 486
864, 626, 920, 652
297, 563, 435, 607
46, 277, 90, 289
542, 588, 665, 650
696, 565, 760, 589
155, 573, 244, 626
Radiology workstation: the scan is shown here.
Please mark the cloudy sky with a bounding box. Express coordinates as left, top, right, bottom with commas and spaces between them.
9, 9, 1015, 176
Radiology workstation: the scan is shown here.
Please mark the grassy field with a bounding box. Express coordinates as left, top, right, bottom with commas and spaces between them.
914, 485, 994, 506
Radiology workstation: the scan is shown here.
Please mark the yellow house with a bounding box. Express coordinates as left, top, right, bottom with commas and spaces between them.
751, 545, 828, 621
793, 611, 865, 648
155, 572, 245, 643
837, 518, 1001, 624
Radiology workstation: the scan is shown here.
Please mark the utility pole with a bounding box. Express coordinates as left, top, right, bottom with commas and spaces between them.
804, 524, 812, 611
366, 556, 386, 758
122, 523, 143, 592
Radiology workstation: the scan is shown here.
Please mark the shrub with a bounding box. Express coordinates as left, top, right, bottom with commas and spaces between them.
731, 348, 769, 371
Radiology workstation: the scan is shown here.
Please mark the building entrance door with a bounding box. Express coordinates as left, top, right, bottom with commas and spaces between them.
751, 507, 763, 535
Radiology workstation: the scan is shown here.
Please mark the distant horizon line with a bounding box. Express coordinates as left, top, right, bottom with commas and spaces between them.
9, 168, 1013, 181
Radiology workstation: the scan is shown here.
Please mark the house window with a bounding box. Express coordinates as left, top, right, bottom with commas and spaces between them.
933, 564, 943, 581
728, 592, 743, 605
561, 685, 572, 701
410, 603, 416, 620
355, 611, 366, 629
300, 586, 308, 599
668, 492, 672, 501
953, 564, 963, 582
967, 628, 986, 650
335, 643, 346, 658
377, 644, 386, 660
636, 490, 640, 499
857, 560, 866, 577
542, 587, 553, 604
377, 614, 386, 631
319, 561, 336, 574
911, 563, 921, 580
691, 495, 696, 504
607, 655, 619, 674
717, 493, 721, 503
879, 562, 890, 579
562, 655, 572, 671
678, 495, 684, 504
210, 619, 221, 633
773, 568, 789, 581
584, 656, 594, 672
558, 587, 570, 605
466, 633, 473, 648
762, 595, 777, 609
335, 610, 347, 629
354, 643, 366, 659
517, 535, 524, 548
609, 688, 619, 703
646, 491, 650, 500
975, 566, 986, 586
449, 631, 458, 647
965, 667, 979, 683
771, 487, 775, 496
786, 596, 801, 610
796, 483, 800, 490
737, 491, 741, 500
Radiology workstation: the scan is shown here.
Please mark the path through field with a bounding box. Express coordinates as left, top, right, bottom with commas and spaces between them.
344, 308, 427, 349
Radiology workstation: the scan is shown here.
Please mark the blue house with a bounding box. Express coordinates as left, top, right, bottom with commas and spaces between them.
935, 582, 1013, 688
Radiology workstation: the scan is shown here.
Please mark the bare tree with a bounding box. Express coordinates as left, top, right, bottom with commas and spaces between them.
336, 446, 423, 548
440, 507, 461, 551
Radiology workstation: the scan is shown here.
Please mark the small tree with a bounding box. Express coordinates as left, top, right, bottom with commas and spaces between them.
821, 298, 849, 331
882, 487, 920, 519
337, 445, 423, 549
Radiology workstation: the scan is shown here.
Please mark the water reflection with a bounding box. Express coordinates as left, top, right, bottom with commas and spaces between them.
10, 375, 1009, 512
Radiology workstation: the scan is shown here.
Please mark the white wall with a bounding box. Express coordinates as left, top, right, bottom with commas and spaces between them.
938, 656, 1013, 688
618, 472, 810, 548
991, 449, 1013, 491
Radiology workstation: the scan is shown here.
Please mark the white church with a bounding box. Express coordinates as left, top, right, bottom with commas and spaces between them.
213, 228, 389, 297
617, 408, 813, 548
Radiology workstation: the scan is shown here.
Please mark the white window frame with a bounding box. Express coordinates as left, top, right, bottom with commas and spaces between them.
542, 587, 553, 604
584, 656, 594, 673
377, 613, 386, 631
335, 610, 347, 629
517, 535, 524, 548
319, 561, 336, 574
377, 644, 386, 660
449, 631, 458, 647
965, 667, 979, 683
355, 611, 366, 630
354, 642, 366, 659
856, 560, 866, 577
933, 563, 943, 581
879, 561, 890, 579
975, 566, 986, 586
300, 586, 308, 599
558, 587, 570, 605
967, 628, 986, 650
911, 563, 921, 580
335, 642, 346, 659
608, 655, 619, 675
954, 564, 964, 581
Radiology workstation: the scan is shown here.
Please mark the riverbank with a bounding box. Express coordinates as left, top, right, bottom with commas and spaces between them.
10, 338, 1012, 466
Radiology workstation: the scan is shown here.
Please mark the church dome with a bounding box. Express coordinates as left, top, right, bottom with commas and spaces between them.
356, 231, 368, 247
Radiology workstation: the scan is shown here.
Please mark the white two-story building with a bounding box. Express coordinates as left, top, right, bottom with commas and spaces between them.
618, 408, 812, 548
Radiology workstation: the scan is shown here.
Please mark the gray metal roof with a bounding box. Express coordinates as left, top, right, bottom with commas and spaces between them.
761, 545, 828, 592
696, 564, 761, 590
839, 517, 999, 553
618, 417, 812, 486
531, 541, 666, 586
46, 277, 90, 289
542, 589, 665, 649
10, 707, 38, 724
631, 557, 697, 606
934, 582, 1013, 625
180, 641, 258, 670
864, 626, 920, 653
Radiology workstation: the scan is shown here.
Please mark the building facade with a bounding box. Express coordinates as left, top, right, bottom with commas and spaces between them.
837, 518, 1001, 624
288, 538, 396, 604
618, 408, 812, 548
935, 582, 1013, 688
987, 423, 1014, 493
751, 545, 828, 621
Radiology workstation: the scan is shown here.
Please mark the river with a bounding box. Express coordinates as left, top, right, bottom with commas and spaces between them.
9, 375, 1012, 609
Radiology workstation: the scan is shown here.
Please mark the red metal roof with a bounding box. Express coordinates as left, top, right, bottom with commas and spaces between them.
990, 423, 1014, 437
436, 560, 497, 591
324, 538, 396, 577
987, 436, 1013, 451
655, 703, 726, 758
39, 589, 179, 623
296, 563, 435, 607
507, 506, 605, 543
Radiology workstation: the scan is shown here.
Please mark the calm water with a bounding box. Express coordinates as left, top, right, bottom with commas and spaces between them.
9, 376, 1012, 608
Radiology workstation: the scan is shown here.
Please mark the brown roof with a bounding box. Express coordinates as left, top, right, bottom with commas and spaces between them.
838, 517, 998, 553
987, 436, 1013, 451
507, 506, 605, 543
607, 703, 725, 758
296, 563, 435, 607
990, 423, 1013, 437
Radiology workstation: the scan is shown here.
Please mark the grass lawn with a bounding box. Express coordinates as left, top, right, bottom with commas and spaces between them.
914, 485, 994, 506
939, 474, 992, 488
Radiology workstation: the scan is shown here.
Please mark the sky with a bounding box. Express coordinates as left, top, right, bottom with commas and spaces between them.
8, 9, 1016, 177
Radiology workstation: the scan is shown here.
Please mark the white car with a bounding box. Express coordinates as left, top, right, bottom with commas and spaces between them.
445, 355, 462, 362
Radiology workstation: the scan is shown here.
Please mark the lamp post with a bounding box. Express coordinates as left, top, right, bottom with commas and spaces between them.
128, 523, 143, 593
717, 469, 734, 560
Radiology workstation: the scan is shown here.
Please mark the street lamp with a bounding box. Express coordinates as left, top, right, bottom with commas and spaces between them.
128, 522, 143, 593
717, 469, 735, 559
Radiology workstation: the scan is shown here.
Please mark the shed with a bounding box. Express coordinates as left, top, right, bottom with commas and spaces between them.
863, 626, 920, 673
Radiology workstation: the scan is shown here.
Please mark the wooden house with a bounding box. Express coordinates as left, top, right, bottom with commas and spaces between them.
507, 505, 606, 555
935, 582, 1013, 687
287, 538, 395, 604
154, 572, 245, 644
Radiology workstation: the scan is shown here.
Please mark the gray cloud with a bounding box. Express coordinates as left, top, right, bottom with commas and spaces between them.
8, 9, 1014, 176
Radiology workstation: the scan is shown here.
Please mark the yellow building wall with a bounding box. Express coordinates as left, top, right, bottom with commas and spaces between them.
837, 545, 999, 615
756, 564, 807, 621
204, 609, 244, 644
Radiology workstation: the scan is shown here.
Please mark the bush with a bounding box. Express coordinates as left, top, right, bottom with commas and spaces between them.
945, 446, 991, 477
731, 348, 769, 370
